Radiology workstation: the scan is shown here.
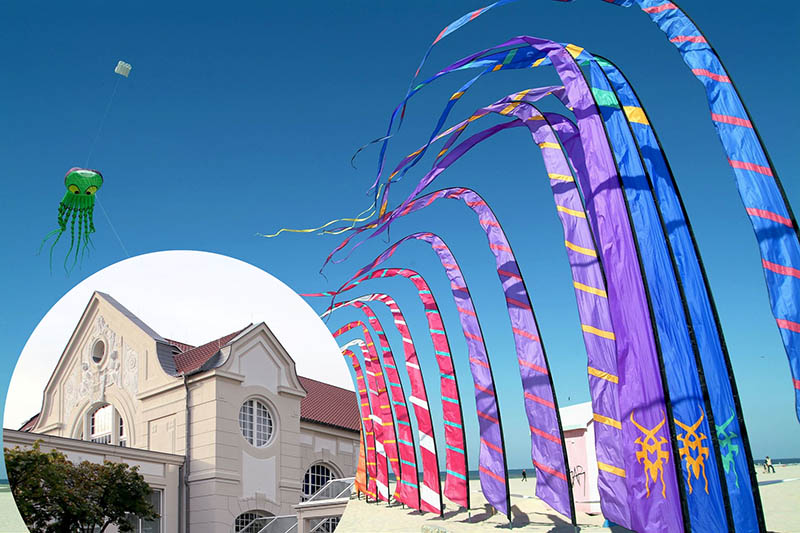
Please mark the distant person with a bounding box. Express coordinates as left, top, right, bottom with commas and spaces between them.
521, 469, 527, 482
766, 456, 775, 473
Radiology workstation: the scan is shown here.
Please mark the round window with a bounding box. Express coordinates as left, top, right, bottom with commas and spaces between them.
92, 340, 106, 364
238, 399, 274, 447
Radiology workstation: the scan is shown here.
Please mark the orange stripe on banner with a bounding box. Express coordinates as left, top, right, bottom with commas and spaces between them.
598, 461, 626, 478
457, 306, 477, 317
498, 269, 522, 280
519, 358, 548, 375
795, 379, 800, 391
777, 319, 800, 334
512, 327, 540, 342
711, 113, 753, 128
692, 68, 730, 83
479, 465, 506, 483
475, 383, 495, 396
481, 438, 503, 454
670, 35, 707, 44
643, 2, 677, 13
533, 460, 567, 482
529, 425, 561, 444
490, 243, 513, 253
478, 410, 499, 424
746, 207, 793, 227
469, 356, 489, 369
593, 413, 622, 430
525, 392, 555, 409
588, 366, 618, 384
763, 259, 800, 279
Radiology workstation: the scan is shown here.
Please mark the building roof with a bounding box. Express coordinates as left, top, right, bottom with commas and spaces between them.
298, 376, 360, 433
172, 326, 251, 374
19, 413, 39, 432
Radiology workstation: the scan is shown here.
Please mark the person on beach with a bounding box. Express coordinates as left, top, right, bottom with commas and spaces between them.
521, 469, 527, 482
766, 456, 775, 473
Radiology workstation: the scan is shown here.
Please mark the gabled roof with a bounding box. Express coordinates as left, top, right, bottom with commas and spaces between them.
298, 376, 360, 433
19, 413, 40, 432
173, 326, 251, 374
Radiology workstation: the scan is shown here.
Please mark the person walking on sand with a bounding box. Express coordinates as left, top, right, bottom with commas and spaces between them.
766, 456, 775, 473
521, 469, 527, 482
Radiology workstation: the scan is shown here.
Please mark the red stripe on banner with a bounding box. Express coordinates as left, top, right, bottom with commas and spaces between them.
479, 465, 506, 483
464, 331, 484, 343
763, 259, 800, 279
457, 306, 477, 317
711, 113, 753, 128
670, 35, 707, 44
490, 243, 513, 253
746, 207, 793, 227
506, 296, 532, 311
530, 425, 562, 444
479, 219, 501, 227
692, 68, 731, 83
730, 159, 774, 177
518, 357, 548, 375
533, 460, 568, 482
777, 319, 800, 334
478, 410, 499, 424
432, 27, 448, 45
475, 383, 495, 396
498, 269, 522, 280
794, 378, 800, 391
643, 2, 677, 13
512, 327, 540, 342
480, 438, 503, 455
525, 392, 555, 410
469, 356, 489, 369
469, 8, 483, 21
451, 285, 468, 293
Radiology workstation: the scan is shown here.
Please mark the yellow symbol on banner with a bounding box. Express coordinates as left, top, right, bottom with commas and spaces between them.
630, 410, 670, 498
675, 407, 710, 494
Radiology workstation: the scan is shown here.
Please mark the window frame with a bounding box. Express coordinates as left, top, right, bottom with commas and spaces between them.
238, 397, 275, 448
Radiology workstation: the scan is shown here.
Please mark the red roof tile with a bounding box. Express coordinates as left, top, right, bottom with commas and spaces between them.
164, 338, 195, 353
173, 326, 251, 374
19, 413, 39, 432
298, 376, 360, 433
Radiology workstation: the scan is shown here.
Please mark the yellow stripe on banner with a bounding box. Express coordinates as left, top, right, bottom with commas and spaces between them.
437, 148, 448, 158
450, 91, 464, 100
573, 281, 606, 297
565, 240, 597, 257
531, 57, 546, 68
526, 115, 545, 122
492, 64, 503, 72
566, 43, 585, 59
593, 413, 622, 430
598, 461, 626, 478
588, 366, 619, 383
499, 102, 521, 115
468, 112, 489, 122
548, 173, 574, 182
582, 324, 616, 340
623, 106, 649, 125
558, 205, 587, 219
538, 142, 560, 150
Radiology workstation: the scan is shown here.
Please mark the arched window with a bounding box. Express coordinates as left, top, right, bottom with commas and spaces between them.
238, 398, 274, 448
234, 510, 272, 532
302, 463, 336, 501
88, 404, 126, 446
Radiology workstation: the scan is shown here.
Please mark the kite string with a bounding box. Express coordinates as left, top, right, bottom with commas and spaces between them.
86, 75, 121, 168
86, 73, 130, 258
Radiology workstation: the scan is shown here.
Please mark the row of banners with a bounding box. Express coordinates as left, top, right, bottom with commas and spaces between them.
300, 2, 797, 532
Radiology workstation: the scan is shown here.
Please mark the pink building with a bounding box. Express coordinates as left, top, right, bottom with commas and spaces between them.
561, 402, 602, 515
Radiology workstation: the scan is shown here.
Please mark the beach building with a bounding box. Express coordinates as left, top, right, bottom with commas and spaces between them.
561, 402, 602, 515
3, 291, 361, 533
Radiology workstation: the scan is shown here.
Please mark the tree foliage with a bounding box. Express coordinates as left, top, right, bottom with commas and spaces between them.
4, 441, 158, 533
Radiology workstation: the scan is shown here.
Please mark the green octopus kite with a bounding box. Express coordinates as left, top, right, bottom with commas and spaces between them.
41, 167, 103, 270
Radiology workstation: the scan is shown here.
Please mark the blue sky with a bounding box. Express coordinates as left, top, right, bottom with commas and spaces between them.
1, 0, 798, 481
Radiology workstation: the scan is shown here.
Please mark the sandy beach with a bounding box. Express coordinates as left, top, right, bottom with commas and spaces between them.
337, 465, 800, 532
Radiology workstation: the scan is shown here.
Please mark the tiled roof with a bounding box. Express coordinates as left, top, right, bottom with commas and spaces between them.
298, 376, 360, 433
164, 338, 196, 353
19, 413, 39, 432
173, 326, 251, 374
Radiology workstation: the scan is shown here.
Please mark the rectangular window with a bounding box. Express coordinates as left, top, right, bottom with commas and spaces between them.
127, 489, 162, 533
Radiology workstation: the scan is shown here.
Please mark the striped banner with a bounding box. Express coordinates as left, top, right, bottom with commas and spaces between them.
341, 347, 379, 500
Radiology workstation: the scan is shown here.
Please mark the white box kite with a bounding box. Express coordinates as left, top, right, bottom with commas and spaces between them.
114, 61, 132, 78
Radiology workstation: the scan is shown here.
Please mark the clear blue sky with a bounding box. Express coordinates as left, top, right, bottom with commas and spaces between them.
1, 0, 798, 479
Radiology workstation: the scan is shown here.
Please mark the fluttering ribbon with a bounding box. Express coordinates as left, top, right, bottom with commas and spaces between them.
323, 299, 421, 510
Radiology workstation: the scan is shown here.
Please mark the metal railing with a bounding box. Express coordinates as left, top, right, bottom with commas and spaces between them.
302, 477, 354, 503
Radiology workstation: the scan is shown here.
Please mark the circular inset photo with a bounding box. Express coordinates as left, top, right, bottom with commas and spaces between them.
3, 250, 358, 533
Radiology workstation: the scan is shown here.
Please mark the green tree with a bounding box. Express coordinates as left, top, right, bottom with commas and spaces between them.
5, 441, 158, 533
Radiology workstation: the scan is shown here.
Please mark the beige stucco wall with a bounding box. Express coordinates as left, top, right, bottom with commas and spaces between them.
24, 293, 361, 533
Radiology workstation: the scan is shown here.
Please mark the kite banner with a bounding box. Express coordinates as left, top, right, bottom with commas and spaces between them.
324, 299, 421, 509
341, 347, 378, 500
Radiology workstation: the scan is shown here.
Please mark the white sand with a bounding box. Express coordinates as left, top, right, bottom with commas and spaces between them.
337, 465, 800, 532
